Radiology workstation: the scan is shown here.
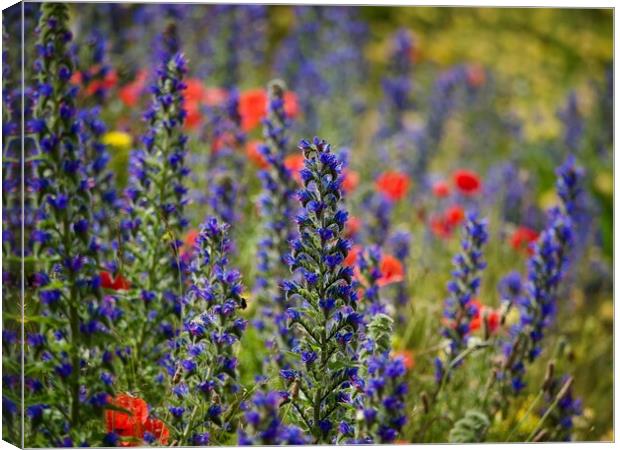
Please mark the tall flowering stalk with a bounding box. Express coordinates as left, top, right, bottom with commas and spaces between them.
502, 211, 573, 393
377, 28, 415, 141
161, 217, 247, 445
255, 80, 298, 351
281, 138, 364, 443
204, 89, 246, 227
121, 43, 190, 395
437, 212, 489, 380
348, 314, 408, 444
501, 158, 581, 394
25, 4, 115, 445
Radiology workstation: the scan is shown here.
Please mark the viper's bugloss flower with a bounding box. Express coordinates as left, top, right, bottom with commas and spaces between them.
238, 390, 311, 445
355, 353, 407, 443
441, 212, 489, 356
375, 171, 410, 201
556, 155, 584, 220
120, 37, 190, 388
557, 92, 583, 153
26, 4, 118, 443
541, 375, 582, 441
377, 28, 415, 139
163, 217, 247, 442
504, 208, 572, 392
283, 137, 363, 443
255, 81, 300, 358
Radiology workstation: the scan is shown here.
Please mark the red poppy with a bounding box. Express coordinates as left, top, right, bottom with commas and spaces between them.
393, 350, 415, 370
246, 140, 268, 169
469, 299, 500, 334
510, 226, 539, 255
377, 255, 404, 287
453, 169, 481, 195
184, 101, 202, 130
180, 229, 199, 259
466, 64, 486, 88
239, 89, 268, 132
342, 169, 360, 193
344, 244, 363, 268
283, 91, 299, 119
100, 271, 131, 291
105, 394, 148, 446
204, 87, 228, 107
183, 78, 205, 104
119, 70, 148, 108
430, 215, 452, 239
85, 69, 119, 96
445, 204, 465, 227
212, 132, 237, 153
432, 180, 451, 198
144, 418, 169, 445
345, 216, 361, 238
284, 154, 305, 183
239, 89, 298, 131
375, 171, 410, 201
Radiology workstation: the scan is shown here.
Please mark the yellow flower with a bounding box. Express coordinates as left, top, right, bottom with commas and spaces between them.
539, 188, 559, 211
594, 171, 613, 197
102, 131, 132, 150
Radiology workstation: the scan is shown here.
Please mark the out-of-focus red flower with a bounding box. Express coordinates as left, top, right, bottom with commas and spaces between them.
469, 299, 500, 334
239, 89, 268, 132
430, 215, 451, 239
377, 255, 404, 287
85, 69, 119, 97
393, 350, 415, 370
284, 154, 305, 183
453, 169, 481, 195
105, 394, 148, 446
342, 169, 360, 193
510, 226, 539, 255
445, 204, 465, 227
430, 206, 464, 239
179, 229, 199, 263
344, 244, 363, 268
239, 89, 298, 131
143, 418, 169, 445
345, 216, 361, 238
184, 78, 205, 103
100, 271, 131, 291
212, 132, 237, 153
184, 101, 202, 130
376, 171, 410, 201
246, 140, 268, 169
466, 64, 486, 88
283, 91, 299, 119
432, 180, 451, 198
119, 70, 148, 108
204, 87, 228, 107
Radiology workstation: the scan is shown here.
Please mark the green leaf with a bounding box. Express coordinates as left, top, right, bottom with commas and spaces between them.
449, 410, 490, 443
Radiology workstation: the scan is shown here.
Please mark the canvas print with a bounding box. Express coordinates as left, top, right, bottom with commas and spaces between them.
1, 2, 613, 447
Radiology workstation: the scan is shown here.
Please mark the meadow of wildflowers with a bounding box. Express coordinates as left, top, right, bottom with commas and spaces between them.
1, 2, 613, 447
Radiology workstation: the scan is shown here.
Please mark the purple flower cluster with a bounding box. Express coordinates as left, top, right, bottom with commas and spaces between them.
162, 217, 247, 443
281, 137, 364, 443
238, 390, 310, 445
440, 212, 489, 357
23, 4, 117, 444
119, 39, 190, 393
255, 81, 299, 351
